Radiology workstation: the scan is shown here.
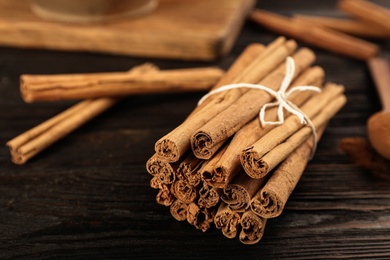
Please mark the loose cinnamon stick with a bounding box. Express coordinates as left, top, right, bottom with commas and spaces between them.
221, 172, 268, 212
214, 202, 242, 239
293, 15, 390, 39
338, 0, 390, 31
191, 47, 315, 160
186, 203, 216, 232
210, 66, 324, 188
170, 200, 188, 221
243, 88, 347, 179
21, 66, 224, 102
239, 211, 267, 245
154, 38, 297, 163
241, 83, 345, 178
7, 63, 157, 164
250, 9, 379, 61
250, 125, 326, 219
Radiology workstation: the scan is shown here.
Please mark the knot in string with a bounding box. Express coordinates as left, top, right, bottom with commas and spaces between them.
198, 56, 322, 159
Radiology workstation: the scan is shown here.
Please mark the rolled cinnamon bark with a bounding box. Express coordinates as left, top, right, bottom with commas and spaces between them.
241, 83, 345, 178
154, 38, 296, 163
248, 95, 346, 179
187, 203, 216, 232
249, 126, 324, 219
221, 172, 267, 212
293, 15, 390, 39
214, 202, 241, 239
191, 47, 315, 160
197, 183, 222, 209
239, 210, 267, 245
250, 9, 379, 61
156, 184, 175, 207
176, 152, 204, 187
7, 63, 156, 164
146, 153, 179, 187
210, 66, 324, 188
21, 66, 224, 102
172, 179, 198, 204
170, 200, 188, 221
338, 0, 390, 31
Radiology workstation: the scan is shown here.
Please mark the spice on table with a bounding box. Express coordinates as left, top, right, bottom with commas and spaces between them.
292, 15, 390, 39
338, 0, 390, 32
146, 38, 346, 244
249, 9, 379, 61
21, 66, 224, 102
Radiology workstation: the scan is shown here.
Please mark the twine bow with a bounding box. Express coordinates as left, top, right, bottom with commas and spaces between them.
198, 56, 322, 159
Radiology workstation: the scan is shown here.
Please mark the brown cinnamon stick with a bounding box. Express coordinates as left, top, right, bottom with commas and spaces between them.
171, 179, 199, 204
209, 66, 324, 188
293, 14, 390, 39
241, 83, 345, 179
7, 63, 157, 164
186, 203, 216, 232
176, 152, 204, 187
146, 153, 179, 187
250, 125, 326, 219
243, 87, 346, 179
221, 172, 268, 212
197, 183, 222, 209
214, 202, 242, 239
21, 66, 224, 102
239, 210, 267, 245
191, 47, 315, 160
154, 38, 296, 163
170, 200, 188, 221
250, 9, 379, 61
338, 0, 390, 31
156, 184, 175, 207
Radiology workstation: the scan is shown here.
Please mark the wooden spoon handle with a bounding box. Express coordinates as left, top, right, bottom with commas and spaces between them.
368, 57, 390, 112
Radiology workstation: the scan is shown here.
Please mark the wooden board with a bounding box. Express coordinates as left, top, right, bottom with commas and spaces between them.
0, 0, 255, 61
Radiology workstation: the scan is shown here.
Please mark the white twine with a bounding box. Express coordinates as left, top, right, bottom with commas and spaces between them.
198, 56, 322, 159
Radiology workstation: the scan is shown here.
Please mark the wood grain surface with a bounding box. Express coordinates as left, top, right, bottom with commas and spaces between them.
1, 0, 390, 258
0, 0, 254, 61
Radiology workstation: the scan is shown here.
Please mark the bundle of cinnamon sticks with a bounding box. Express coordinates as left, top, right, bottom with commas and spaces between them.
146, 37, 347, 244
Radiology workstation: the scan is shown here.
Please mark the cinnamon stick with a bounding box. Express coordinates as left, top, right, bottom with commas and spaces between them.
191, 47, 315, 160
146, 153, 179, 187
197, 183, 222, 209
186, 203, 216, 232
293, 14, 390, 39
338, 0, 390, 31
210, 66, 324, 188
214, 202, 241, 239
154, 38, 297, 163
221, 172, 268, 212
21, 66, 224, 102
156, 184, 175, 207
241, 83, 345, 179
171, 179, 199, 204
243, 86, 347, 179
7, 63, 156, 164
250, 125, 326, 219
239, 211, 267, 245
176, 152, 204, 187
170, 200, 188, 221
249, 9, 379, 61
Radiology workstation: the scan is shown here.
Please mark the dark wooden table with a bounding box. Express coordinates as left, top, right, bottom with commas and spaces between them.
1, 0, 390, 259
